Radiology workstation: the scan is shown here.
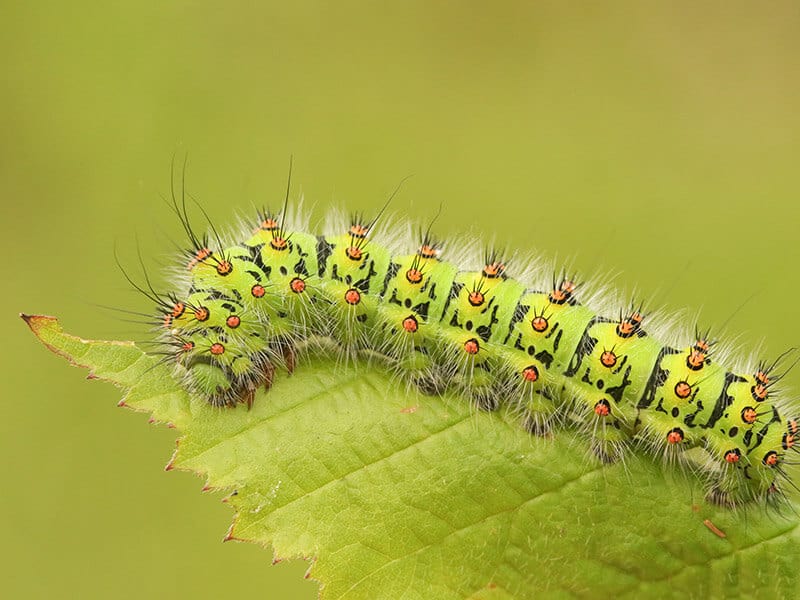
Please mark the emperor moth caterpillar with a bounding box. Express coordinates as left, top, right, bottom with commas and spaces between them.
142, 169, 798, 509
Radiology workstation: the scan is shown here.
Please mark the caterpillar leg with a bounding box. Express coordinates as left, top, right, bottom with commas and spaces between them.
395, 351, 448, 396
472, 388, 500, 412
282, 343, 297, 374
184, 360, 262, 408
521, 394, 558, 436
261, 360, 276, 392
590, 437, 627, 464
457, 365, 500, 411
585, 394, 632, 463
412, 370, 448, 396
371, 302, 453, 397
507, 358, 557, 436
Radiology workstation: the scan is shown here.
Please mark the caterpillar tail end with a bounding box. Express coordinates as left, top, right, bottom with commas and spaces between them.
184, 362, 265, 409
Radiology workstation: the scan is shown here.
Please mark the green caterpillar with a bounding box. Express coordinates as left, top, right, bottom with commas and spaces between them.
153, 178, 797, 508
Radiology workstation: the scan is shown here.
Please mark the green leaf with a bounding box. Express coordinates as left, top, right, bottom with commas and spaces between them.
23, 314, 800, 599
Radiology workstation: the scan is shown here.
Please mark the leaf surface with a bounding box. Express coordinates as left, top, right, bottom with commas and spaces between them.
24, 315, 800, 599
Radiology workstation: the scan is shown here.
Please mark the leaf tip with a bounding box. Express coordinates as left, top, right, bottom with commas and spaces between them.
20, 313, 60, 337
222, 525, 243, 543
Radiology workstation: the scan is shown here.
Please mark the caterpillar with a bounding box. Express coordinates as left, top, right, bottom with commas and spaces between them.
140, 166, 798, 509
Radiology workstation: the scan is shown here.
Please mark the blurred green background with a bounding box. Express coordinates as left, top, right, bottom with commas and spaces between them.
2, 2, 798, 598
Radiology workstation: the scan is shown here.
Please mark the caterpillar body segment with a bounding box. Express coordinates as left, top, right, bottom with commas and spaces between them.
155, 205, 797, 506
435, 268, 526, 408
371, 250, 458, 385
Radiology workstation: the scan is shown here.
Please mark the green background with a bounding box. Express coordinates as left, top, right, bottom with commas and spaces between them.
2, 2, 798, 598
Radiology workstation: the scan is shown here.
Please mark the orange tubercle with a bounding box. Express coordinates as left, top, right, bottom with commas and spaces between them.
522, 365, 539, 383
667, 428, 684, 444
402, 316, 418, 333
344, 288, 361, 305
463, 338, 479, 355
